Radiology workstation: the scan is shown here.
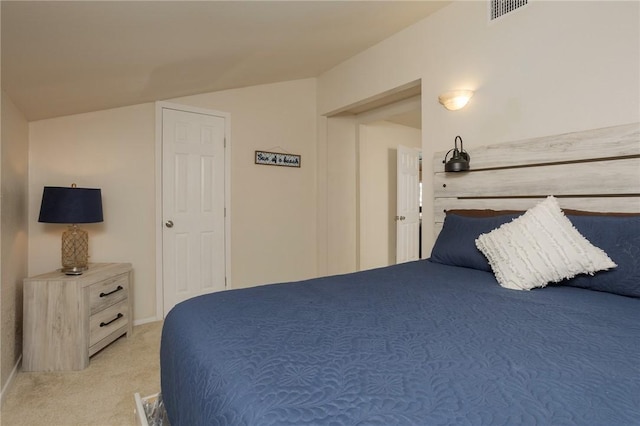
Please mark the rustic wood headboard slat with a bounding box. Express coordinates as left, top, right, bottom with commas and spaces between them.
432, 122, 640, 171
433, 122, 640, 236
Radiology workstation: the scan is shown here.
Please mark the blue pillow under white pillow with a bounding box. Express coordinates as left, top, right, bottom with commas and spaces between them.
430, 213, 521, 272
562, 214, 640, 297
474, 196, 617, 291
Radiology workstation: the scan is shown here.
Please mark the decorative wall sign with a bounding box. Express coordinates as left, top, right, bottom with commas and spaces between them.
255, 151, 301, 168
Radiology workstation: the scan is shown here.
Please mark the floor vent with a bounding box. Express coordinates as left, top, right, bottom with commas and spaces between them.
490, 0, 528, 21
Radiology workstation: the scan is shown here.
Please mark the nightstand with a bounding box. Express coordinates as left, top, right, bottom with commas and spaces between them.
22, 263, 133, 371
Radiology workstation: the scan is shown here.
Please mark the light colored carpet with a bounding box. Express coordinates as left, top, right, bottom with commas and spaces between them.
1, 321, 162, 426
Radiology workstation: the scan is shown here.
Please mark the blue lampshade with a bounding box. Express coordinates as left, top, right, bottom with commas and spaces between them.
38, 186, 103, 224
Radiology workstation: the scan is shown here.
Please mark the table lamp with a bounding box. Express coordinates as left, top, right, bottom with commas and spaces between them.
38, 184, 103, 275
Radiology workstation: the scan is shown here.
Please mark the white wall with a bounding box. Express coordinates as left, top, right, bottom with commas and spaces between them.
1, 91, 29, 396
28, 78, 318, 321
359, 121, 421, 270
317, 1, 640, 272
325, 116, 357, 275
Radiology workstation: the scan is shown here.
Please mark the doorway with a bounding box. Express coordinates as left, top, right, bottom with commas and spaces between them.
155, 102, 231, 318
357, 96, 422, 270
320, 80, 423, 276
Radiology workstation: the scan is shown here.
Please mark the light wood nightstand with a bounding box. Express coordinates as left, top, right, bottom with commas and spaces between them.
22, 263, 133, 371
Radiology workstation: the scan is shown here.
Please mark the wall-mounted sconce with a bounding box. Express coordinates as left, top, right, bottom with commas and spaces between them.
438, 90, 474, 111
443, 136, 470, 172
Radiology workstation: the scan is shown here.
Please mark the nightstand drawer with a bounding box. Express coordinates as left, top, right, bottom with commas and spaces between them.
89, 273, 129, 315
90, 299, 129, 347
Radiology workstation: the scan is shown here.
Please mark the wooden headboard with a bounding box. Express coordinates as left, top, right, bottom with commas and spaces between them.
433, 122, 640, 235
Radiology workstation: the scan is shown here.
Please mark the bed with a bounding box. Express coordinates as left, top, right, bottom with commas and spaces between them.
160, 123, 640, 425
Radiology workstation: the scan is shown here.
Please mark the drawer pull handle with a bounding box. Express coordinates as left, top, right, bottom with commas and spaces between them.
100, 313, 123, 327
100, 285, 123, 298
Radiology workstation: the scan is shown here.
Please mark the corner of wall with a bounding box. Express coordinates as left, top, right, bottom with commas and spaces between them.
0, 90, 30, 399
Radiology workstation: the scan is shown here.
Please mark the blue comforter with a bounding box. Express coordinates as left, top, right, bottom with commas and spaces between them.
160, 260, 640, 425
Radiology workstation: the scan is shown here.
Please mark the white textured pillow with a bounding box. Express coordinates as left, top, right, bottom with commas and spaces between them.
475, 196, 616, 290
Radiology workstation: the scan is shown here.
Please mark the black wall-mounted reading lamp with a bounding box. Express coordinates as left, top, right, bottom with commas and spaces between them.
443, 136, 470, 172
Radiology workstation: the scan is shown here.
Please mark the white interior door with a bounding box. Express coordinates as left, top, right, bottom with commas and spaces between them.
162, 107, 227, 316
396, 145, 420, 263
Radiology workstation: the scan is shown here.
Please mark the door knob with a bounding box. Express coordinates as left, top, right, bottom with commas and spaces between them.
165, 220, 174, 228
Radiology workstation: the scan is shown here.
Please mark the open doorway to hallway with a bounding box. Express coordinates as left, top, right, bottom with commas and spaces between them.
357, 98, 422, 270
322, 80, 422, 275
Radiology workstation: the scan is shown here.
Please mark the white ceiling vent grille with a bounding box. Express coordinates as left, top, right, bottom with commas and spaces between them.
490, 0, 528, 21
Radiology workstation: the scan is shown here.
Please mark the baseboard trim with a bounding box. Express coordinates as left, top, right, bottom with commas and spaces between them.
133, 316, 161, 326
0, 354, 22, 408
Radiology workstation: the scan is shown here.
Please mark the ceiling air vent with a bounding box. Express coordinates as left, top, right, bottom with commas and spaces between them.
490, 0, 528, 21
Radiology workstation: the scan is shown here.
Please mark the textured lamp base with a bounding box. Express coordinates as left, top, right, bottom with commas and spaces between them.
61, 225, 89, 275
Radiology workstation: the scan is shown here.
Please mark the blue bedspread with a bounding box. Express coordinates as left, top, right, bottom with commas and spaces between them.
160, 260, 640, 425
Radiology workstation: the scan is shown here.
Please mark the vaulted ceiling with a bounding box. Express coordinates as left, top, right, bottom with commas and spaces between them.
2, 1, 449, 121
